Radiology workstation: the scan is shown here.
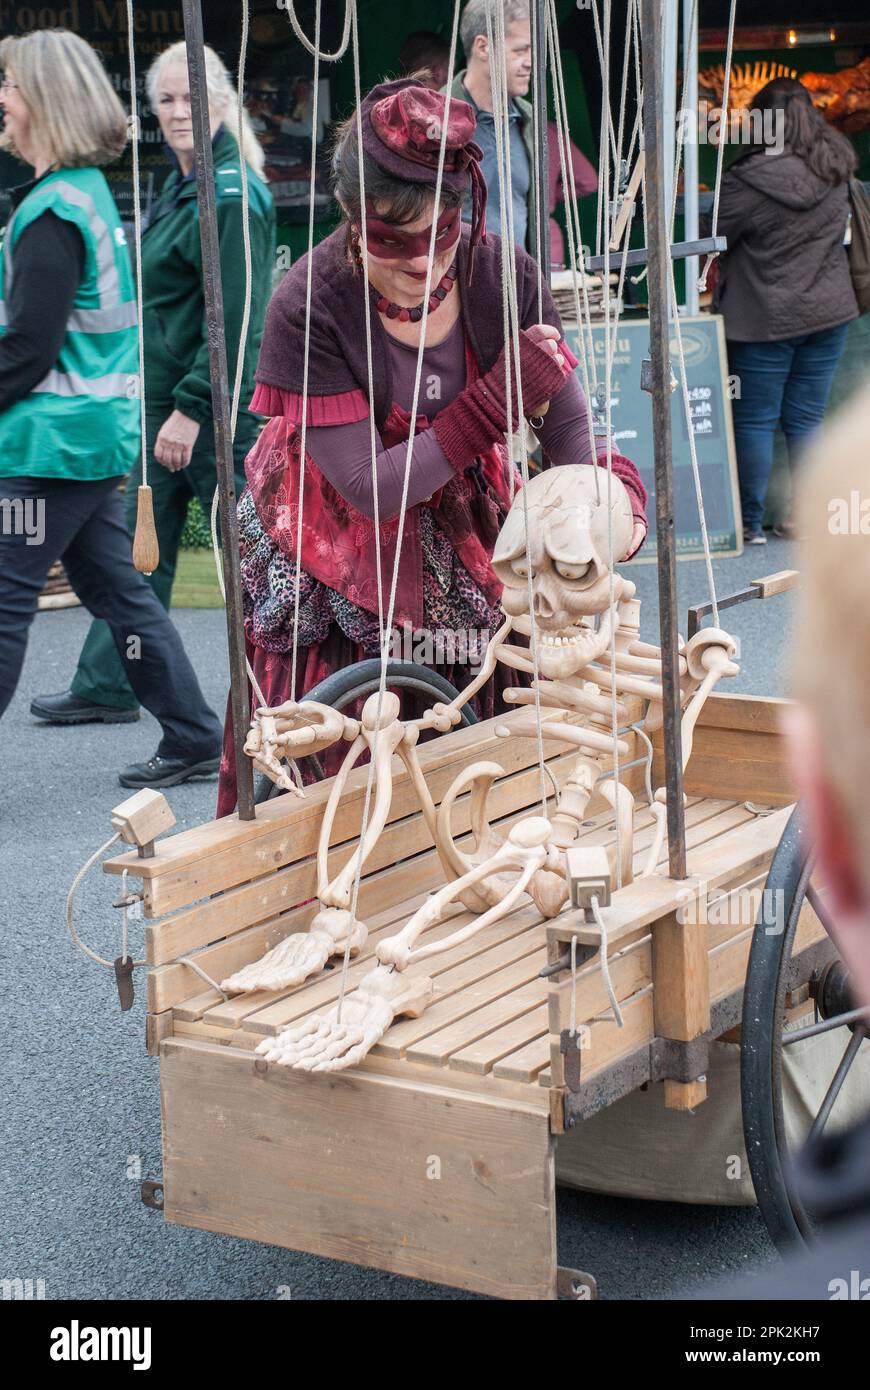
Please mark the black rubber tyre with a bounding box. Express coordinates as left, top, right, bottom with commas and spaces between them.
740, 803, 867, 1252
254, 660, 475, 804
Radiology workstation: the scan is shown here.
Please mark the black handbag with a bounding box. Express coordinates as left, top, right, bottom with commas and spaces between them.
848, 177, 870, 316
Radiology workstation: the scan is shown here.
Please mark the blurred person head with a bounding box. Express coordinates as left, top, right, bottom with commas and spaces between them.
750, 76, 857, 184
146, 41, 266, 178
398, 31, 451, 91
0, 29, 127, 174
461, 0, 532, 100
787, 383, 870, 1010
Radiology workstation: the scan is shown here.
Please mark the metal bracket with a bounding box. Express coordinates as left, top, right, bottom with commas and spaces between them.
585, 234, 727, 273
540, 942, 597, 979
641, 357, 677, 394
687, 571, 799, 640
649, 1035, 709, 1084
557, 1266, 598, 1300
560, 1029, 584, 1093
140, 1179, 164, 1211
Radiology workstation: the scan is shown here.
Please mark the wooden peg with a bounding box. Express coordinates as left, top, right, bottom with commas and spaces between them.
132, 484, 160, 575
750, 570, 799, 599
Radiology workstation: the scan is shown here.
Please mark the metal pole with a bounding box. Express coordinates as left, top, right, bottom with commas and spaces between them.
682, 0, 700, 314
662, 0, 678, 237
531, 0, 551, 285
181, 0, 255, 820
640, 0, 687, 879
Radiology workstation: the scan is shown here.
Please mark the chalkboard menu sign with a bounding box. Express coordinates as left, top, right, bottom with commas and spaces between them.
561, 314, 741, 561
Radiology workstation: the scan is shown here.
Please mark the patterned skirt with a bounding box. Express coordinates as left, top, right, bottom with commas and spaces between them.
215, 491, 527, 816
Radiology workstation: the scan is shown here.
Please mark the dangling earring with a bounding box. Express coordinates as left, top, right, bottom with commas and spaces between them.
348, 224, 364, 272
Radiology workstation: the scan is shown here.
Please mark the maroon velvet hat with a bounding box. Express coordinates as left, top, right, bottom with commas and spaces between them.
358, 77, 488, 279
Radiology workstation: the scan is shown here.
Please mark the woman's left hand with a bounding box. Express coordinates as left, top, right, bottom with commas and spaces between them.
154, 410, 201, 472
624, 520, 647, 560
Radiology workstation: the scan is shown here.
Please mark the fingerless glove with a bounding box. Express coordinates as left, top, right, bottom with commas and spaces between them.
433, 328, 570, 471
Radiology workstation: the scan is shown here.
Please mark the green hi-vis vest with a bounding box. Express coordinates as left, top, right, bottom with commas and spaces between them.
0, 167, 139, 480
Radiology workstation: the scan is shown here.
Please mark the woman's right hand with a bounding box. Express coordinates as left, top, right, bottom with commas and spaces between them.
433, 324, 570, 473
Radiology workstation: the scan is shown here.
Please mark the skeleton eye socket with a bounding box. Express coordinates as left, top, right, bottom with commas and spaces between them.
511, 559, 532, 579
554, 560, 593, 581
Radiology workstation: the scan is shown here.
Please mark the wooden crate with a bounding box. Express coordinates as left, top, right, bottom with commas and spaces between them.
104, 693, 827, 1299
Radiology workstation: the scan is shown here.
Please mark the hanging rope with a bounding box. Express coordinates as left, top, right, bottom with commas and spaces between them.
594, 0, 624, 890
698, 0, 737, 291
66, 833, 146, 970
488, 0, 548, 818
336, 0, 463, 1022
284, 0, 353, 61
546, 0, 601, 503
351, 0, 386, 650
124, 0, 159, 575
590, 892, 624, 1025
289, 0, 323, 702
662, 0, 719, 624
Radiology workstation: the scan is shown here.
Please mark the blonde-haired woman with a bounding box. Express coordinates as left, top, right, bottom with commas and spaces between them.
35, 40, 277, 760
0, 29, 224, 787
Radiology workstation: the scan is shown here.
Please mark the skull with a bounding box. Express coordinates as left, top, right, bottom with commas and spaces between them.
491, 465, 633, 679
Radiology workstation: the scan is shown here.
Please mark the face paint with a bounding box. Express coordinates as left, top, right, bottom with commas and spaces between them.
363, 204, 460, 261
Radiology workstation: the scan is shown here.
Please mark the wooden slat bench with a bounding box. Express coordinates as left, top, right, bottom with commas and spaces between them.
103, 691, 827, 1299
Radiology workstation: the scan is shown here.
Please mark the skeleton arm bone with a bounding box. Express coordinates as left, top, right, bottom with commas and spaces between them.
376, 818, 553, 971
496, 711, 632, 759
318, 695, 406, 909
408, 617, 515, 734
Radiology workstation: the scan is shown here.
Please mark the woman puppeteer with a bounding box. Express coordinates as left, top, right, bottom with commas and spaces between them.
217, 79, 648, 815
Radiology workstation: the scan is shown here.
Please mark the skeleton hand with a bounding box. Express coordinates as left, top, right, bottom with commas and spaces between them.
244, 701, 359, 793
254, 966, 433, 1072
221, 909, 367, 994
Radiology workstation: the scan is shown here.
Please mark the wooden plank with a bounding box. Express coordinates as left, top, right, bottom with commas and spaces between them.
160, 1037, 557, 1300
405, 985, 544, 1068
107, 708, 644, 903
209, 797, 674, 1036
380, 939, 548, 1061
708, 897, 828, 1005
131, 733, 584, 916
751, 570, 799, 599
144, 741, 610, 963
551, 986, 655, 1086
570, 803, 792, 957
239, 905, 545, 1040
695, 692, 793, 736
145, 1010, 172, 1057
664, 1078, 707, 1109
652, 912, 710, 1041
492, 1031, 553, 1084
681, 749, 796, 807
169, 1022, 551, 1109
449, 1004, 549, 1076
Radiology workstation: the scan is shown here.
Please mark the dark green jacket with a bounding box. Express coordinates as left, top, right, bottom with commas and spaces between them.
141, 127, 275, 438
448, 69, 536, 252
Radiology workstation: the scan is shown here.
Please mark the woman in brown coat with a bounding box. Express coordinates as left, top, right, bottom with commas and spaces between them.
714, 78, 859, 543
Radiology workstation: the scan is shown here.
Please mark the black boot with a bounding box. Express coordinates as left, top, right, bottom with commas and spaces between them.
31, 690, 140, 724
118, 752, 221, 789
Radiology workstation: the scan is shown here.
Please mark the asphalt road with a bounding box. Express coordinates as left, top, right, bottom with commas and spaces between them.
0, 536, 798, 1300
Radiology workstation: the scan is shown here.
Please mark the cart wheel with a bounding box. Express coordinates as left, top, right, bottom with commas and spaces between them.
254, 660, 477, 804
740, 803, 869, 1251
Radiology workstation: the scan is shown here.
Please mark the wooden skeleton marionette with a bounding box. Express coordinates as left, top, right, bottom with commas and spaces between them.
230, 465, 740, 1071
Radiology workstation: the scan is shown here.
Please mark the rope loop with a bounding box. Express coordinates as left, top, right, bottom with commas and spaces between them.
282, 0, 353, 60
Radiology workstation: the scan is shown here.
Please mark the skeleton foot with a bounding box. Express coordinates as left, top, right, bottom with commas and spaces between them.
221, 908, 367, 994
255, 967, 433, 1072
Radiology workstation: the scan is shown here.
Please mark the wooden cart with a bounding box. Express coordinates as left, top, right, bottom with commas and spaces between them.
103, 689, 831, 1300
